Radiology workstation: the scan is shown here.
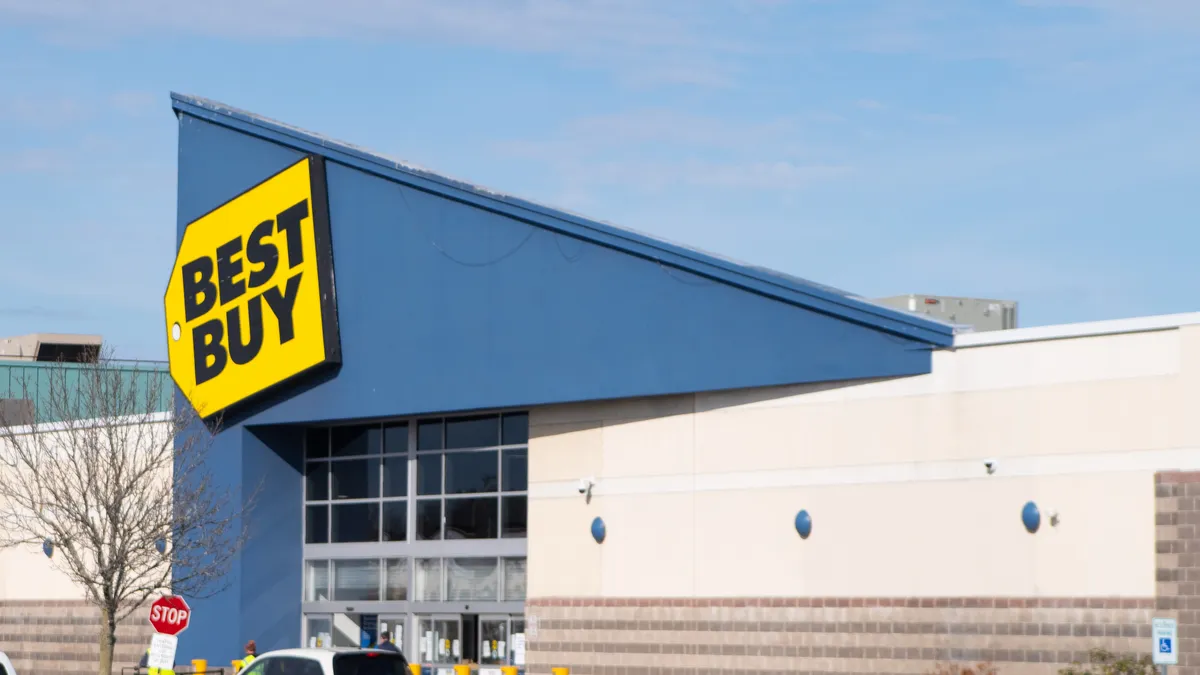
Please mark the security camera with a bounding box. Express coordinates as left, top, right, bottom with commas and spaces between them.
984, 459, 997, 475
578, 477, 594, 495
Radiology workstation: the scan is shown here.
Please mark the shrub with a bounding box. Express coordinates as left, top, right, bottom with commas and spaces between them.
1059, 648, 1157, 675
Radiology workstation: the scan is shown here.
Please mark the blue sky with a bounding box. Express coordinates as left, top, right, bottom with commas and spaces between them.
1, 0, 1198, 359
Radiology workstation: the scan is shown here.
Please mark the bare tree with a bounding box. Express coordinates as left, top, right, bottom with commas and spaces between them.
0, 348, 252, 675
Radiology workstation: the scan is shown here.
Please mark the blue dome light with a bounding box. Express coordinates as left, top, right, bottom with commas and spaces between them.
1022, 501, 1041, 533
794, 510, 813, 539
590, 517, 607, 544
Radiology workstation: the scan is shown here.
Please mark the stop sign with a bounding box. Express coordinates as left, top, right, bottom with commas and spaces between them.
148, 595, 191, 636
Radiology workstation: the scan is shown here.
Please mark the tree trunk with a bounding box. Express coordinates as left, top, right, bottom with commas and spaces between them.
99, 605, 117, 675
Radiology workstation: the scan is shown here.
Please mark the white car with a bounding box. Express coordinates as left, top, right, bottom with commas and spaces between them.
0, 650, 16, 675
237, 648, 410, 675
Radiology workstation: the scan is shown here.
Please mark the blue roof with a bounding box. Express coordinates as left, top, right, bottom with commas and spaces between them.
170, 92, 954, 347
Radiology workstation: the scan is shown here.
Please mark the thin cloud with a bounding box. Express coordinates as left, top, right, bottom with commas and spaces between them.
0, 90, 161, 129
0, 148, 73, 174
490, 108, 853, 193
0, 0, 781, 88
0, 95, 85, 129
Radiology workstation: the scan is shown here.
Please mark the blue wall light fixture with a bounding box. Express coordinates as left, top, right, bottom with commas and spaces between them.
42, 538, 54, 558
590, 517, 607, 544
1021, 501, 1041, 533
794, 510, 813, 539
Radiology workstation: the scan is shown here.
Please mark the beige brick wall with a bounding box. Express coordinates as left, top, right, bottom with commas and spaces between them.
0, 601, 154, 675
524, 597, 1152, 675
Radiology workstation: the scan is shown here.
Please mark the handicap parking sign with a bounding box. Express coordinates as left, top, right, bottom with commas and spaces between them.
1153, 618, 1178, 666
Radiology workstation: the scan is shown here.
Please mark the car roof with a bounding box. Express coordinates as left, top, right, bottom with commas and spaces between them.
257, 648, 405, 664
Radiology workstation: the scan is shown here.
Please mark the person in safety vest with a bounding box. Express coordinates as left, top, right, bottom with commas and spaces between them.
243, 641, 258, 666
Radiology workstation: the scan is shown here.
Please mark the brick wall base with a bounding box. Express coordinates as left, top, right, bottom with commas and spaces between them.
0, 601, 154, 675
525, 597, 1153, 675
1156, 471, 1200, 675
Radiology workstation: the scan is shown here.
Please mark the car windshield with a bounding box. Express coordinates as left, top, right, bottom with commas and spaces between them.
332, 653, 409, 675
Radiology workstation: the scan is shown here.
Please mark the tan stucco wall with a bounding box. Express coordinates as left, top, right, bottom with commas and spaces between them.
528, 324, 1200, 599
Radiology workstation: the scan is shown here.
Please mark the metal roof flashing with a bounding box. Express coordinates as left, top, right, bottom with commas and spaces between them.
169, 93, 955, 347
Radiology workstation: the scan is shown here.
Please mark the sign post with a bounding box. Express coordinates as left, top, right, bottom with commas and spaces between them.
1152, 617, 1178, 674
147, 596, 192, 672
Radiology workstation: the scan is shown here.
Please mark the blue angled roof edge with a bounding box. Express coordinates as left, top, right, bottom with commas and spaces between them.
170, 92, 955, 347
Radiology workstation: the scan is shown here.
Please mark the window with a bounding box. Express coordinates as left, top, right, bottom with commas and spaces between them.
305, 556, 525, 603
305, 560, 330, 602
501, 496, 526, 538
331, 459, 380, 500
503, 558, 526, 601
265, 657, 325, 675
445, 497, 498, 539
446, 415, 500, 449
332, 503, 379, 543
384, 558, 409, 601
333, 559, 381, 601
446, 558, 499, 601
304, 413, 526, 544
239, 660, 270, 675
414, 558, 442, 601
412, 413, 527, 541
382, 501, 407, 542
445, 450, 498, 494
305, 423, 407, 544
305, 505, 329, 545
333, 652, 410, 675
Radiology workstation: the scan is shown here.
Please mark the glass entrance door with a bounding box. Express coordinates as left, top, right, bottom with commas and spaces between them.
478, 616, 509, 667
416, 615, 462, 665
378, 615, 407, 654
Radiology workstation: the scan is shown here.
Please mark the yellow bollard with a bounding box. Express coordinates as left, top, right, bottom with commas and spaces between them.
232, 660, 244, 673
408, 665, 421, 675
453, 666, 471, 675
191, 660, 207, 674
552, 669, 569, 675
501, 668, 518, 675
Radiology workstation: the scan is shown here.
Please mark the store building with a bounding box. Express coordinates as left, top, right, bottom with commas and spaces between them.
0, 340, 165, 675
167, 93, 1199, 675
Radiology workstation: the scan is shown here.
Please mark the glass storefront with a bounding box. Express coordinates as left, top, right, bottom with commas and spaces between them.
301, 412, 528, 671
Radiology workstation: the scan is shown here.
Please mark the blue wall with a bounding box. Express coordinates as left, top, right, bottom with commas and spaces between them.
171, 102, 949, 661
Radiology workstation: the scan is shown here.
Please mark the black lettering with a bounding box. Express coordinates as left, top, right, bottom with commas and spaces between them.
226, 295, 264, 365
181, 257, 216, 323
216, 237, 245, 306
192, 320, 226, 385
263, 272, 303, 344
245, 219, 279, 289
276, 199, 309, 269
